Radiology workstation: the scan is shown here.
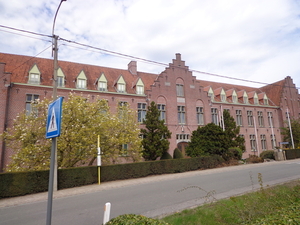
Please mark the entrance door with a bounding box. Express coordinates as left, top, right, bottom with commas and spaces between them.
177, 142, 188, 156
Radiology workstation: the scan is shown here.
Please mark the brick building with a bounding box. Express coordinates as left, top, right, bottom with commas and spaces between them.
0, 52, 299, 171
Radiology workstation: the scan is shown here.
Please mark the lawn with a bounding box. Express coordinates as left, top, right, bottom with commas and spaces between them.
161, 176, 300, 225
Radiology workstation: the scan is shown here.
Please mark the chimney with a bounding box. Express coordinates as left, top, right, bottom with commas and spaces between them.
128, 61, 137, 75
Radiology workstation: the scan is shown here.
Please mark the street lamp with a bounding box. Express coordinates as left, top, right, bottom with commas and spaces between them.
47, 1, 66, 225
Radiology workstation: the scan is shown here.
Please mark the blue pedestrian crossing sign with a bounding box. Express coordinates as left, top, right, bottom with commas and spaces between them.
46, 97, 63, 139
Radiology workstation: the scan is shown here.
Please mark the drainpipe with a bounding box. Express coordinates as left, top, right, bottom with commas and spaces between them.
0, 79, 11, 172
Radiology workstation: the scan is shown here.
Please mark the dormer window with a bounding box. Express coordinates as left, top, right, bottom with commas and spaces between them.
264, 95, 269, 105
232, 91, 237, 103
76, 70, 87, 89
220, 89, 226, 102
98, 73, 107, 91
29, 74, 40, 84
208, 87, 214, 101
116, 75, 126, 93
243, 92, 248, 104
28, 64, 41, 84
135, 78, 144, 95
57, 68, 65, 87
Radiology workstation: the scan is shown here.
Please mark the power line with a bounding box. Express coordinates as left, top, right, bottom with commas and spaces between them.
0, 29, 51, 43
0, 45, 53, 80
0, 25, 51, 38
60, 38, 300, 90
0, 25, 299, 90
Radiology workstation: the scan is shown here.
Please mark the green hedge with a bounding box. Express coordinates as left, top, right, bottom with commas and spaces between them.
0, 155, 224, 199
283, 149, 300, 160
0, 170, 49, 198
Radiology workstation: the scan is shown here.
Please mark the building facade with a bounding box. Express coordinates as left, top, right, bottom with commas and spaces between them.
0, 52, 299, 171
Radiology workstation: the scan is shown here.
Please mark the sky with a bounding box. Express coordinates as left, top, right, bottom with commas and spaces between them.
0, 0, 300, 90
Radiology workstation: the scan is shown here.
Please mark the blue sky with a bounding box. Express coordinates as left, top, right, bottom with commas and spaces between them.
0, 0, 300, 89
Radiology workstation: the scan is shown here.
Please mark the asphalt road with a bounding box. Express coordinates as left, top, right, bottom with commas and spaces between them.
1, 159, 300, 225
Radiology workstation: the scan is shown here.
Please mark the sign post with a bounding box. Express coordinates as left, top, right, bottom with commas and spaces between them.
46, 97, 63, 225
97, 135, 101, 185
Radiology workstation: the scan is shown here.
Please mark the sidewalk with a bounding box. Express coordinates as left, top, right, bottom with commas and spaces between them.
1, 160, 299, 208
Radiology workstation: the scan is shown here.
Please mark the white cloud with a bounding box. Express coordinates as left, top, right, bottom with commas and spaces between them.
0, 0, 299, 90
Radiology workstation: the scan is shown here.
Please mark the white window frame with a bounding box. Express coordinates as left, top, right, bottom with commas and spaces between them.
158, 104, 166, 122
236, 110, 243, 126
211, 108, 218, 125
247, 111, 254, 126
136, 85, 144, 95
257, 111, 264, 127
137, 103, 147, 123
196, 107, 204, 125
29, 73, 40, 84
178, 106, 185, 124
98, 81, 107, 91
77, 78, 87, 89
176, 84, 184, 97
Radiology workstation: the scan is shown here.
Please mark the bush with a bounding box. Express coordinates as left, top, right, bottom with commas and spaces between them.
260, 150, 275, 160
223, 147, 242, 161
246, 154, 264, 164
105, 214, 170, 225
160, 151, 172, 160
173, 148, 184, 159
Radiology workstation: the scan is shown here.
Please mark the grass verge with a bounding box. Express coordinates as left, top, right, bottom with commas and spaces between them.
161, 176, 300, 225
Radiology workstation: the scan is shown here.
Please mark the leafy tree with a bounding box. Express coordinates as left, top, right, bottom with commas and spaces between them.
223, 110, 245, 152
281, 118, 300, 148
186, 123, 230, 158
141, 101, 172, 161
2, 98, 51, 171
2, 94, 143, 172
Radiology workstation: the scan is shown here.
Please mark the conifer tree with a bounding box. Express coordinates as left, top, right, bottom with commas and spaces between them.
281, 118, 300, 148
141, 101, 172, 161
223, 110, 245, 152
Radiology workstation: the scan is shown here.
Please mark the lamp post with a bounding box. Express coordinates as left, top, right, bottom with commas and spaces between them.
51, 0, 66, 192
46, 1, 66, 225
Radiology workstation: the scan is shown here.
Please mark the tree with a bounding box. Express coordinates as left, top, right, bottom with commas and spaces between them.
186, 123, 230, 158
141, 101, 172, 161
281, 118, 300, 148
2, 94, 143, 172
223, 110, 245, 152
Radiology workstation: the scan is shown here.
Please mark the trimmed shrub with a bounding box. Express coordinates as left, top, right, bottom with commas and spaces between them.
223, 147, 243, 161
260, 150, 275, 160
160, 151, 172, 160
173, 148, 184, 159
0, 154, 226, 198
105, 214, 170, 225
246, 154, 264, 164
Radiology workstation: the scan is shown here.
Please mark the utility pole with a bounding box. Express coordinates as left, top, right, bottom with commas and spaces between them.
52, 34, 59, 192
46, 1, 66, 225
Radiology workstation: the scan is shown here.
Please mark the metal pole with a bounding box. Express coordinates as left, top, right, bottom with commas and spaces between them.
46, 137, 56, 225
52, 34, 58, 191
269, 112, 276, 149
46, 1, 66, 224
287, 108, 295, 149
253, 116, 260, 156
